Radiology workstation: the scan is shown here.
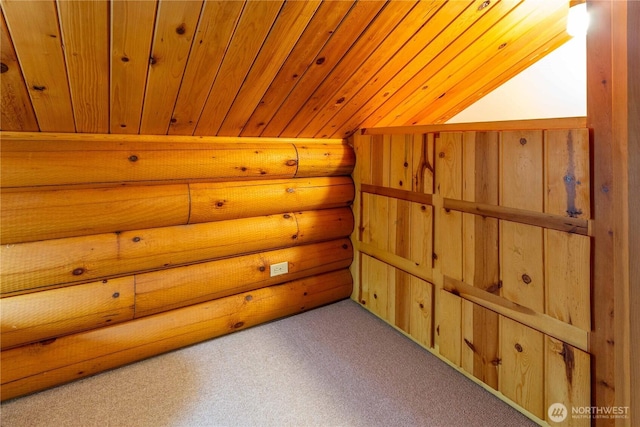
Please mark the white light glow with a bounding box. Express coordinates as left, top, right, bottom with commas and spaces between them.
567, 2, 589, 37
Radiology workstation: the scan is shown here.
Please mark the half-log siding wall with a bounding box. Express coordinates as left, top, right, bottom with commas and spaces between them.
0, 132, 355, 400
350, 119, 592, 425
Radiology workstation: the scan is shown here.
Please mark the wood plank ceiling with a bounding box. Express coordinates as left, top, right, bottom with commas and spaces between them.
0, 0, 571, 138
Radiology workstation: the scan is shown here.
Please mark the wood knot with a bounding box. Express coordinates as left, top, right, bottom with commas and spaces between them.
498, 42, 507, 49
216, 201, 224, 207
286, 159, 298, 167
32, 85, 46, 91
515, 343, 523, 352
0, 63, 8, 73
438, 152, 445, 158
72, 267, 85, 276
112, 292, 120, 298
259, 266, 265, 272
421, 205, 426, 211
521, 274, 532, 284
478, 0, 490, 11
245, 295, 253, 302
335, 97, 345, 104
519, 138, 527, 145
373, 293, 378, 299
361, 300, 366, 305
283, 214, 291, 219
342, 244, 348, 249
128, 155, 139, 162
121, 56, 129, 62
286, 188, 294, 193
315, 57, 325, 65
132, 236, 141, 242
404, 162, 409, 167
176, 24, 186, 35
233, 321, 244, 329
149, 56, 157, 65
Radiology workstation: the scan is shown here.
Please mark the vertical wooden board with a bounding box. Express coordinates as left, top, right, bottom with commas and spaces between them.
389, 134, 413, 191
500, 221, 544, 312
545, 337, 591, 427
499, 316, 544, 419
366, 255, 390, 321
409, 275, 433, 349
409, 202, 432, 274
365, 194, 389, 252
544, 129, 591, 219
354, 133, 373, 186
240, 0, 353, 137
435, 132, 463, 280
110, 0, 157, 134
140, 0, 203, 135
359, 252, 370, 306
412, 133, 435, 194
438, 290, 461, 366
0, 12, 38, 131
218, 0, 321, 136
394, 269, 410, 333
168, 0, 244, 135
461, 300, 475, 374
500, 130, 543, 211
390, 138, 411, 259
545, 230, 590, 331
1, 0, 75, 132
194, 1, 284, 136
472, 304, 500, 389
57, 0, 109, 133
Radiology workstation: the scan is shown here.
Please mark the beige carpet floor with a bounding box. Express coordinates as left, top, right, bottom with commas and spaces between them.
1, 299, 537, 427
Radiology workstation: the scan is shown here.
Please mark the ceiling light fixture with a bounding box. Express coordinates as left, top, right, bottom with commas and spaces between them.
567, 0, 589, 37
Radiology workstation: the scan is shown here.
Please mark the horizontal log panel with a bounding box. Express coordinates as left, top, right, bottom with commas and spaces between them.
0, 277, 134, 350
1, 184, 190, 244
0, 147, 298, 188
135, 239, 353, 317
294, 144, 356, 177
1, 209, 353, 295
294, 207, 354, 245
0, 269, 353, 401
189, 177, 354, 224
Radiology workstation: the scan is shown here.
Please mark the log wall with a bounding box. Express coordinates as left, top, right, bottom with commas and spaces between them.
0, 132, 355, 400
350, 119, 592, 425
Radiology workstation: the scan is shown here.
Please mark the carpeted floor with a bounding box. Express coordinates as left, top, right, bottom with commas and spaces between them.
1, 299, 537, 427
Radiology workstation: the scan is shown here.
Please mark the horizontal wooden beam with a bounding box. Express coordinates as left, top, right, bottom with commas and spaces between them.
443, 198, 590, 236
0, 269, 353, 401
358, 241, 433, 284
362, 117, 587, 135
443, 275, 589, 352
361, 183, 433, 206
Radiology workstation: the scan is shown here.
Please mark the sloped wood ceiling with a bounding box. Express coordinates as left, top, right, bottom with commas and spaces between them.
0, 0, 570, 138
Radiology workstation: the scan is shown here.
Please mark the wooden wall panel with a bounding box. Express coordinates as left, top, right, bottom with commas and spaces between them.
0, 12, 38, 131
110, 0, 156, 133
57, 0, 109, 133
139, 0, 203, 135
1, 0, 75, 132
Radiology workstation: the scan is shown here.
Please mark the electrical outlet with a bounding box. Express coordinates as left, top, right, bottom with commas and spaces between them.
270, 261, 288, 277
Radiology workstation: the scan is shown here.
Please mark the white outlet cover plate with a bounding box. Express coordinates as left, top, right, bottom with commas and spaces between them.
270, 261, 288, 277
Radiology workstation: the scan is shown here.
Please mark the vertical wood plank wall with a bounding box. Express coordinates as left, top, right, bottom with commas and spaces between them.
350, 123, 592, 425
0, 132, 355, 401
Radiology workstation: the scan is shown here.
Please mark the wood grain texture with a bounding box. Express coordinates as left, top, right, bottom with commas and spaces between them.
57, 0, 109, 133
110, 0, 157, 133
135, 238, 353, 317
140, 0, 203, 135
194, 1, 283, 136
438, 290, 461, 366
0, 269, 353, 401
168, 0, 244, 135
499, 316, 544, 419
241, 1, 353, 137
218, 0, 321, 136
0, 12, 38, 131
1, 277, 135, 350
1, 0, 75, 132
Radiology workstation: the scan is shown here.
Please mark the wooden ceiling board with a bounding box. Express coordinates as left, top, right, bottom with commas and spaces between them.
58, 0, 110, 133
1, 0, 75, 132
0, 12, 38, 132
168, 0, 244, 135
299, 0, 445, 138
217, 0, 322, 136
416, 4, 570, 125
330, 0, 505, 138
387, 0, 568, 127
282, 1, 418, 137
110, 0, 157, 134
357, 0, 524, 131
0, 0, 573, 138
140, 0, 204, 135
193, 0, 284, 136
239, 0, 354, 137
260, 0, 386, 137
